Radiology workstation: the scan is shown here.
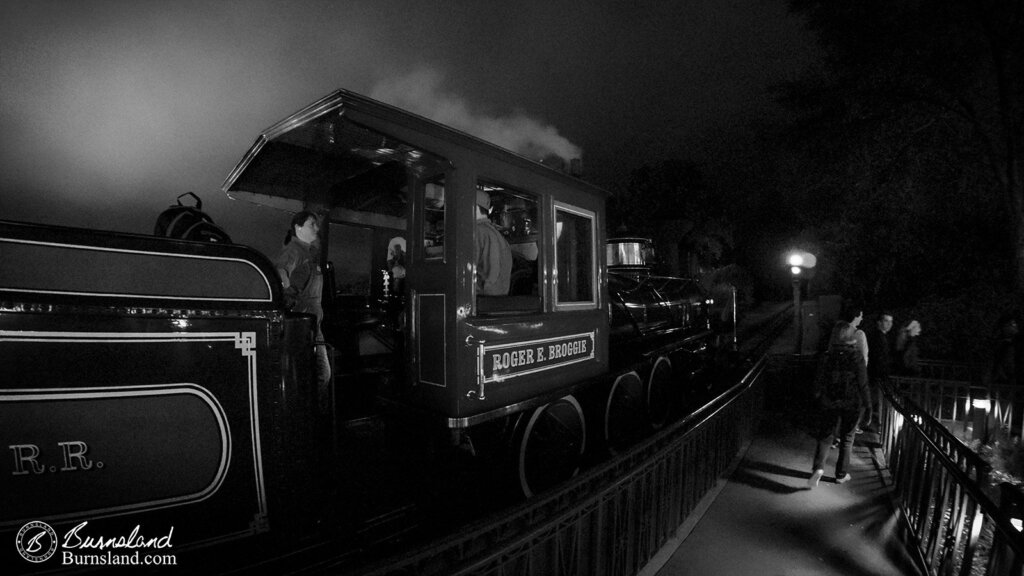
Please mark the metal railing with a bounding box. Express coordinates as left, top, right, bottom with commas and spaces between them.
877, 385, 1024, 575
894, 376, 1024, 439
333, 355, 770, 576
914, 359, 979, 384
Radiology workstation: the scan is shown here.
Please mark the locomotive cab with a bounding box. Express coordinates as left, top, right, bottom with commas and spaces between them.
223, 89, 727, 497
223, 90, 611, 494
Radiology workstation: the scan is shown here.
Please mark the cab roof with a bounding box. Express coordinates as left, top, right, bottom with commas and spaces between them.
221, 89, 607, 210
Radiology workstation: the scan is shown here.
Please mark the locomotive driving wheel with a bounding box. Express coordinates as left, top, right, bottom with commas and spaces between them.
645, 357, 674, 429
604, 372, 646, 454
515, 395, 586, 498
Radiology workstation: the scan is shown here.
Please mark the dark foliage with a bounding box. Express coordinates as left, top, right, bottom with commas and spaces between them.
767, 0, 1024, 358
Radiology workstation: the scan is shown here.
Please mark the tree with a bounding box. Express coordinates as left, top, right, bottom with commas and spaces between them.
788, 0, 1024, 289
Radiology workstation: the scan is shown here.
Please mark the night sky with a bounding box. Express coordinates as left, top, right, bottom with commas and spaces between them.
0, 0, 818, 259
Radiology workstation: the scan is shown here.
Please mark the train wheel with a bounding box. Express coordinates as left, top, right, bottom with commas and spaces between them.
516, 395, 586, 498
604, 372, 646, 454
646, 357, 674, 429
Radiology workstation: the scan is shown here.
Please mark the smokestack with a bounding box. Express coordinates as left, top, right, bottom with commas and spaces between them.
570, 158, 583, 178
371, 69, 584, 172
540, 154, 584, 178
540, 154, 566, 172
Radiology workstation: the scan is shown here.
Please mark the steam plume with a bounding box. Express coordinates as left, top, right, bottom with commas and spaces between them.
370, 68, 582, 163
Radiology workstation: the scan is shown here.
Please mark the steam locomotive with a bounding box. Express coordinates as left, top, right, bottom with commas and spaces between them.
0, 89, 727, 572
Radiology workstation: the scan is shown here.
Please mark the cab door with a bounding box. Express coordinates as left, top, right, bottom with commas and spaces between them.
405, 169, 454, 410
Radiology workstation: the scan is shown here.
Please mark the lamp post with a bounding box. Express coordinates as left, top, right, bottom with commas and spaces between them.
786, 251, 816, 355
788, 255, 803, 354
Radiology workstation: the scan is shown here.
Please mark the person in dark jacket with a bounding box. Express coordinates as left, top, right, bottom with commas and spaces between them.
864, 312, 894, 428
989, 314, 1019, 385
895, 320, 922, 376
809, 322, 871, 488
275, 210, 331, 413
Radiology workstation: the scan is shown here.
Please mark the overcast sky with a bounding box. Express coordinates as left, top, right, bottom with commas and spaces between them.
0, 0, 818, 258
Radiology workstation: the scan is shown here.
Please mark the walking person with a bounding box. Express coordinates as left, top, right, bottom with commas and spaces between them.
809, 322, 871, 487
851, 310, 869, 434
827, 305, 868, 445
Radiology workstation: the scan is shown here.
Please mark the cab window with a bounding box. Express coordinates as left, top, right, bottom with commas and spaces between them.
422, 176, 445, 261
475, 181, 541, 315
554, 202, 596, 309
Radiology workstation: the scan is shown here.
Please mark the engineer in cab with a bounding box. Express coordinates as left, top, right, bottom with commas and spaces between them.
475, 190, 512, 297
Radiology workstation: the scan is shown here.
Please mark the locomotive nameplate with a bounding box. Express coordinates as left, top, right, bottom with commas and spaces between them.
481, 331, 596, 383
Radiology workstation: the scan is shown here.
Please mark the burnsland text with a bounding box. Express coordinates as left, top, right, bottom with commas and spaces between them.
63, 522, 174, 550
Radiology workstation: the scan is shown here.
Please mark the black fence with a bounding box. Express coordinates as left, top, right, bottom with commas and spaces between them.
878, 384, 1024, 575
332, 356, 771, 576
894, 373, 1024, 440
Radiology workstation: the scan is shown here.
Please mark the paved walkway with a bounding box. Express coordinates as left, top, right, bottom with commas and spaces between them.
651, 418, 922, 576
645, 300, 924, 576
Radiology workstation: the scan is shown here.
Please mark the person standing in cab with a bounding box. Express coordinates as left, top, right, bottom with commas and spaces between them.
276, 210, 331, 412
475, 190, 512, 297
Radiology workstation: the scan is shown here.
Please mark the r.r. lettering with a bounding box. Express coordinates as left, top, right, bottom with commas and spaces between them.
9, 444, 43, 475
10, 441, 94, 475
